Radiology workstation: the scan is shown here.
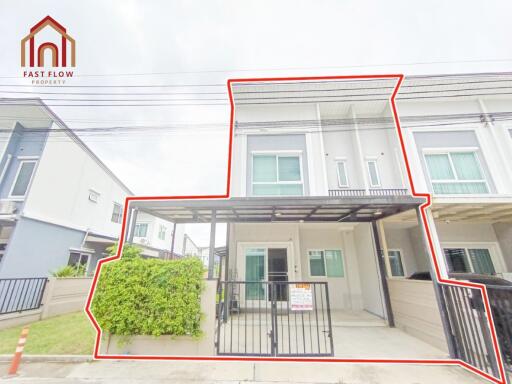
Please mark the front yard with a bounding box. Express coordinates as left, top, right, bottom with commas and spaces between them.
0, 312, 95, 355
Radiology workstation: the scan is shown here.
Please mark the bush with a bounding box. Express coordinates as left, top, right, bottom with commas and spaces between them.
106, 243, 142, 259
91, 257, 205, 338
52, 264, 86, 277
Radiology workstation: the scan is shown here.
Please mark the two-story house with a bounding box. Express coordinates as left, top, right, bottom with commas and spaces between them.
0, 99, 134, 278
123, 75, 511, 376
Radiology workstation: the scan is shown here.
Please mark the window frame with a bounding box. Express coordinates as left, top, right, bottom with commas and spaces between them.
335, 159, 349, 188
111, 202, 123, 224
387, 248, 406, 278
134, 222, 149, 238
422, 148, 489, 194
158, 224, 166, 240
67, 251, 90, 273
442, 243, 504, 274
8, 158, 38, 199
365, 158, 381, 188
251, 151, 305, 196
307, 248, 345, 278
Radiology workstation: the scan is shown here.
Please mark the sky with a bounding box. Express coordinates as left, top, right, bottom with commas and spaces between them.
1, 0, 512, 245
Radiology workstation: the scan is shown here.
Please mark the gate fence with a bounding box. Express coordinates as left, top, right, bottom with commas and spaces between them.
440, 283, 512, 379
0, 278, 48, 315
486, 285, 512, 373
215, 281, 334, 357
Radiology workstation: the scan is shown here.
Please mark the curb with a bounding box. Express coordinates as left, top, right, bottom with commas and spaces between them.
0, 355, 94, 363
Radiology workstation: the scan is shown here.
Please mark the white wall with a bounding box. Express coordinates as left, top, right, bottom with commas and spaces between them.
229, 222, 371, 311
353, 223, 385, 318
132, 211, 185, 253
23, 129, 130, 238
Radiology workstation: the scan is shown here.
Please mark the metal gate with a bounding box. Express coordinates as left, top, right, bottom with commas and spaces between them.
215, 281, 334, 356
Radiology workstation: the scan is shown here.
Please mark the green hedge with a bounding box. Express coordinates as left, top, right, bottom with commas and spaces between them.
91, 257, 205, 337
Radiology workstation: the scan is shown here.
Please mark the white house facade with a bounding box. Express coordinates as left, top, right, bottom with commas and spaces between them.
0, 100, 131, 277
125, 74, 511, 372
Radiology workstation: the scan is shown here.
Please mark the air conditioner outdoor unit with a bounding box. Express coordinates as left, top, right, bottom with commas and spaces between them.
0, 200, 17, 215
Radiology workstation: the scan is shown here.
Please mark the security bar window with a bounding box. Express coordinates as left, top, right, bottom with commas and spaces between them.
111, 203, 123, 223
9, 160, 37, 197
424, 151, 489, 194
252, 154, 303, 196
443, 247, 496, 275
366, 160, 381, 187
134, 223, 148, 237
336, 160, 349, 187
308, 250, 344, 277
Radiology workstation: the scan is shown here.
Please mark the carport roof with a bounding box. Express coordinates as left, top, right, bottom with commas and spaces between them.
129, 195, 424, 224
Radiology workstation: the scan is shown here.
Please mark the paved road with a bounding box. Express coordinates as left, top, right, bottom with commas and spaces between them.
0, 359, 490, 383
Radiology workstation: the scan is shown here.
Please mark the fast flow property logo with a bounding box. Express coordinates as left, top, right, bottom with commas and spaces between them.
21, 15, 76, 84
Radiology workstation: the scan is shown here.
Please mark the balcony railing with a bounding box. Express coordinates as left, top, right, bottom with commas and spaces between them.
328, 188, 409, 197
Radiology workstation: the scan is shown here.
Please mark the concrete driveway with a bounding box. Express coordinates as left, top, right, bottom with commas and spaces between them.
0, 358, 489, 383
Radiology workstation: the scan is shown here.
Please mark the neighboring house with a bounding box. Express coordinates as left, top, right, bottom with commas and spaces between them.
0, 100, 133, 277
131, 211, 185, 259
125, 74, 512, 363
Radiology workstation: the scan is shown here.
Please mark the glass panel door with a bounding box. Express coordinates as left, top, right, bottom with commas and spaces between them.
444, 248, 471, 273
267, 248, 288, 301
245, 248, 265, 299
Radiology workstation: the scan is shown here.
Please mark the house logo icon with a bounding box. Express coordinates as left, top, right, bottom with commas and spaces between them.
21, 16, 76, 68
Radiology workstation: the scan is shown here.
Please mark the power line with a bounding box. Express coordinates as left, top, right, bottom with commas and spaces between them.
4, 57, 512, 79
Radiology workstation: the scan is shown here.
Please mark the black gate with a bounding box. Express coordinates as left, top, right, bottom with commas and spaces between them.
215, 281, 334, 357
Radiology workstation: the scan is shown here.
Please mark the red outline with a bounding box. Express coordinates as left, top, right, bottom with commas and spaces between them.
84, 75, 507, 384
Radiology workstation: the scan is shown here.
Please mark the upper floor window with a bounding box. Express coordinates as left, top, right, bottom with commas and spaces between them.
252, 153, 303, 196
134, 223, 148, 237
366, 159, 381, 188
336, 160, 349, 187
111, 203, 122, 223
424, 151, 488, 194
9, 160, 37, 198
158, 224, 166, 240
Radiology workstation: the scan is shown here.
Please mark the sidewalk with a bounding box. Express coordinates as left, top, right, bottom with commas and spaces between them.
0, 358, 489, 383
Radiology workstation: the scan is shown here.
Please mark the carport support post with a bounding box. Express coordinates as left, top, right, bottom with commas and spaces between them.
415, 207, 457, 358
127, 208, 138, 244
208, 209, 217, 279
223, 223, 231, 322
170, 222, 177, 260
371, 221, 395, 327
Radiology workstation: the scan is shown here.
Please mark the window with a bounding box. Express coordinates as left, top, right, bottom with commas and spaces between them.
111, 203, 122, 223
308, 250, 344, 277
336, 161, 349, 187
134, 223, 148, 237
444, 247, 496, 275
252, 154, 303, 196
9, 160, 37, 197
0, 243, 6, 265
424, 151, 488, 194
68, 252, 89, 271
158, 225, 166, 240
388, 250, 405, 277
366, 160, 381, 187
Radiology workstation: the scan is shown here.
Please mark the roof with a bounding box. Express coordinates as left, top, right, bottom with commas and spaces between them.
130, 195, 424, 224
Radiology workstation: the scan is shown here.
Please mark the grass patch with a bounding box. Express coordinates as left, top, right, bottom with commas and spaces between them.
0, 312, 95, 355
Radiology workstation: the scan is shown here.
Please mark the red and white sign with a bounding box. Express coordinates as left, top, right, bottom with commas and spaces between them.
290, 283, 313, 311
